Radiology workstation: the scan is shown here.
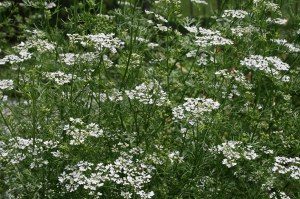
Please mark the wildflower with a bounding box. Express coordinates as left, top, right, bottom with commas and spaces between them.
59, 152, 155, 198
63, 118, 104, 145
269, 191, 291, 199
125, 81, 170, 106
215, 69, 253, 89
186, 50, 197, 58
68, 33, 124, 53
191, 0, 208, 5
197, 35, 233, 47
147, 42, 159, 49
267, 18, 288, 25
44, 71, 75, 85
85, 33, 124, 53
156, 24, 169, 32
195, 35, 233, 47
0, 52, 32, 65
59, 52, 100, 65
172, 97, 220, 125
222, 10, 248, 19
281, 75, 290, 82
0, 80, 13, 90
231, 25, 258, 37
185, 26, 198, 34
1, 137, 58, 167
198, 27, 221, 36
272, 156, 300, 180
45, 2, 56, 9
0, 1, 12, 8
254, 0, 280, 13
210, 141, 258, 168
272, 39, 300, 53
168, 151, 184, 163
240, 55, 290, 79
14, 36, 56, 53
197, 53, 214, 66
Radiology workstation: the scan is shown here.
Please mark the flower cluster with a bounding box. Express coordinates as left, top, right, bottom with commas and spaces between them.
253, 0, 280, 13
97, 82, 170, 106
231, 25, 258, 37
210, 141, 258, 168
0, 29, 55, 65
192, 27, 233, 47
14, 37, 55, 53
0, 1, 12, 8
67, 33, 124, 54
155, 23, 170, 32
272, 156, 300, 180
172, 97, 220, 125
63, 118, 104, 145
267, 18, 288, 25
269, 191, 291, 199
186, 50, 215, 66
45, 2, 56, 9
0, 50, 32, 65
125, 81, 170, 106
0, 1, 299, 198
222, 10, 248, 19
59, 52, 100, 65
215, 69, 253, 89
272, 39, 300, 53
0, 79, 14, 90
240, 55, 290, 79
145, 10, 168, 23
168, 151, 184, 163
0, 137, 58, 168
98, 89, 124, 102
44, 71, 75, 85
59, 151, 155, 198
191, 0, 208, 5
195, 35, 233, 47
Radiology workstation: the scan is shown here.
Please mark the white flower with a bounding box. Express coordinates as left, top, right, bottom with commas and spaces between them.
244, 147, 258, 160
156, 24, 169, 32
0, 1, 12, 8
64, 118, 104, 145
231, 25, 258, 37
267, 18, 288, 25
222, 10, 248, 19
0, 80, 13, 90
272, 39, 300, 53
210, 141, 259, 168
0, 52, 32, 65
172, 97, 220, 125
191, 0, 208, 5
67, 33, 124, 53
272, 156, 300, 180
44, 71, 75, 85
168, 151, 184, 163
240, 55, 290, 80
125, 81, 170, 106
45, 2, 56, 9
186, 50, 197, 58
254, 1, 280, 13
281, 75, 290, 82
59, 151, 155, 197
198, 27, 221, 36
185, 26, 198, 34
147, 42, 159, 49
59, 52, 100, 65
195, 35, 233, 47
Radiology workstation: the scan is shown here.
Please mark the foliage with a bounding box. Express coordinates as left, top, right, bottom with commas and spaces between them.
0, 0, 300, 198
